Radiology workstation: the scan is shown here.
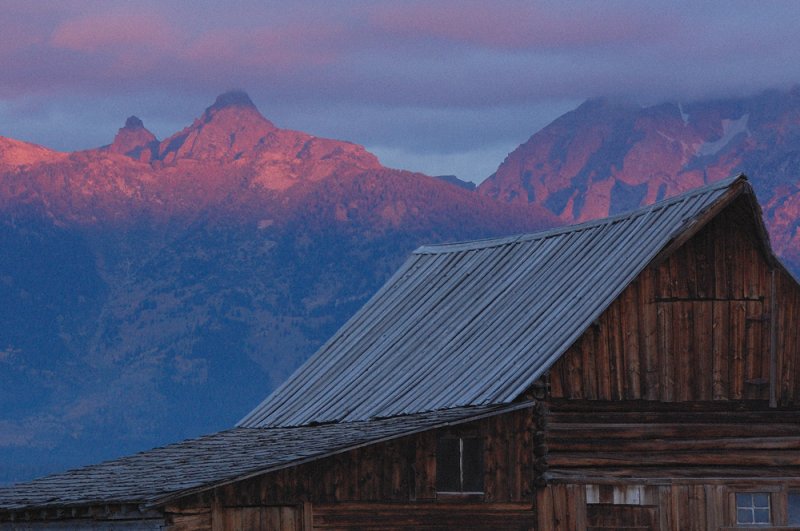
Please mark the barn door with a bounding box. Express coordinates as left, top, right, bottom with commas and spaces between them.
586, 503, 658, 530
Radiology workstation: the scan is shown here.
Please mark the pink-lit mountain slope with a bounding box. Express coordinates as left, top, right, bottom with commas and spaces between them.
0, 91, 555, 485
479, 88, 800, 267
0, 91, 388, 223
0, 136, 66, 172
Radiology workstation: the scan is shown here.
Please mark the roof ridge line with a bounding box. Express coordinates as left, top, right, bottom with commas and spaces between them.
414, 174, 745, 255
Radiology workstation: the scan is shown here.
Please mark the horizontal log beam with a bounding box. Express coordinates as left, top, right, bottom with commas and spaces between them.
549, 436, 800, 453
548, 450, 800, 468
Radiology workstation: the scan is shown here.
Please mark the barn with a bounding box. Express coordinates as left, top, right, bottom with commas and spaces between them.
2, 174, 800, 530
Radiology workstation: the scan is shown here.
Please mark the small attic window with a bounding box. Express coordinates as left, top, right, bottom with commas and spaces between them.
436, 435, 483, 494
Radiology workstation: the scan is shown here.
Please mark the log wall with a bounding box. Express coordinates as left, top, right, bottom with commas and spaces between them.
548, 197, 800, 404
544, 400, 800, 480
534, 399, 800, 530
538, 481, 800, 530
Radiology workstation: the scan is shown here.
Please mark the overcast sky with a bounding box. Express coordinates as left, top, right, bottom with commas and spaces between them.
2, 1, 799, 183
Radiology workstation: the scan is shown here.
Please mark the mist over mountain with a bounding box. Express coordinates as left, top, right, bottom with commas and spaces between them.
0, 92, 555, 483
479, 87, 800, 268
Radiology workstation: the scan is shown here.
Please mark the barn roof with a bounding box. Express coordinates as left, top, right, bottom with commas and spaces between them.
0, 403, 523, 511
240, 175, 765, 428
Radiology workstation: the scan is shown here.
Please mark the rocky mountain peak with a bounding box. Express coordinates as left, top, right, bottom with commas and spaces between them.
207, 90, 257, 112
107, 116, 158, 162
124, 116, 146, 129
158, 91, 277, 163
200, 91, 265, 127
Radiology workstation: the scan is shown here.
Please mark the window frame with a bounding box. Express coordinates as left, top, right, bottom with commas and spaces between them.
735, 491, 772, 526
435, 434, 484, 495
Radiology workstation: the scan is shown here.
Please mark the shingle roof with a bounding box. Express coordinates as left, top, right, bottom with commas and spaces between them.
0, 404, 522, 511
240, 175, 754, 427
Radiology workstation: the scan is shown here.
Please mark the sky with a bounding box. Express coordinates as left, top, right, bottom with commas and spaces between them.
1, 1, 800, 183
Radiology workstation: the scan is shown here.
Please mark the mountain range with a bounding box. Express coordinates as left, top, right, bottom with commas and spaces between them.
2, 87, 800, 483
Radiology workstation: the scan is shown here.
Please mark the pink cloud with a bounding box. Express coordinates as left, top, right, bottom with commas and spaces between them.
184, 21, 346, 69
0, 25, 47, 57
45, 6, 346, 80
51, 11, 181, 53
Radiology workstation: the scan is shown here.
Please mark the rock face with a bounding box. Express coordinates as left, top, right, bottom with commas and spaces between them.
0, 92, 555, 484
157, 91, 279, 163
479, 88, 800, 266
0, 137, 66, 172
107, 116, 159, 161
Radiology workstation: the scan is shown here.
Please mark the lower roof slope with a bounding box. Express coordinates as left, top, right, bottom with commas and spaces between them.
241, 175, 758, 428
0, 404, 515, 511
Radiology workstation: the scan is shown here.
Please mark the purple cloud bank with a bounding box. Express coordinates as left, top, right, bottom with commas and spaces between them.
1, 0, 799, 182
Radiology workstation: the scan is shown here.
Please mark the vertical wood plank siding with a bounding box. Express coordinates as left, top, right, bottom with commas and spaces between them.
214, 408, 533, 507
167, 409, 535, 529
548, 197, 800, 404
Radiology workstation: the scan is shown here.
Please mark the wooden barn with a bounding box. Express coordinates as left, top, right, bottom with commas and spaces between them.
2, 174, 800, 530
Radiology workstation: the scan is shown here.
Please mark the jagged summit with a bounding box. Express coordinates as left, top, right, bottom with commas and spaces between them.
199, 90, 266, 125
108, 116, 158, 161
157, 90, 277, 163
199, 90, 264, 125
124, 116, 146, 129
207, 90, 257, 113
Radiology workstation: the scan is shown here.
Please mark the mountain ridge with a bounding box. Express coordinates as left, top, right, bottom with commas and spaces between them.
478, 87, 800, 268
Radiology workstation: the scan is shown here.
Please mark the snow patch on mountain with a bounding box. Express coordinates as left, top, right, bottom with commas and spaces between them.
696, 114, 750, 157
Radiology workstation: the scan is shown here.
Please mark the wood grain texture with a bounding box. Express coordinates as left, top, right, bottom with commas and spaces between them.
548, 197, 800, 405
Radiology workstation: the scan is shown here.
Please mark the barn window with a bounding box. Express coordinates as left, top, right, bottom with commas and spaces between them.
789, 491, 800, 525
436, 436, 483, 493
736, 492, 770, 525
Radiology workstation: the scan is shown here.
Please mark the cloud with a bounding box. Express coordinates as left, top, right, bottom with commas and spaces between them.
367, 0, 675, 51
2, 1, 799, 104
181, 23, 344, 76
51, 11, 180, 53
